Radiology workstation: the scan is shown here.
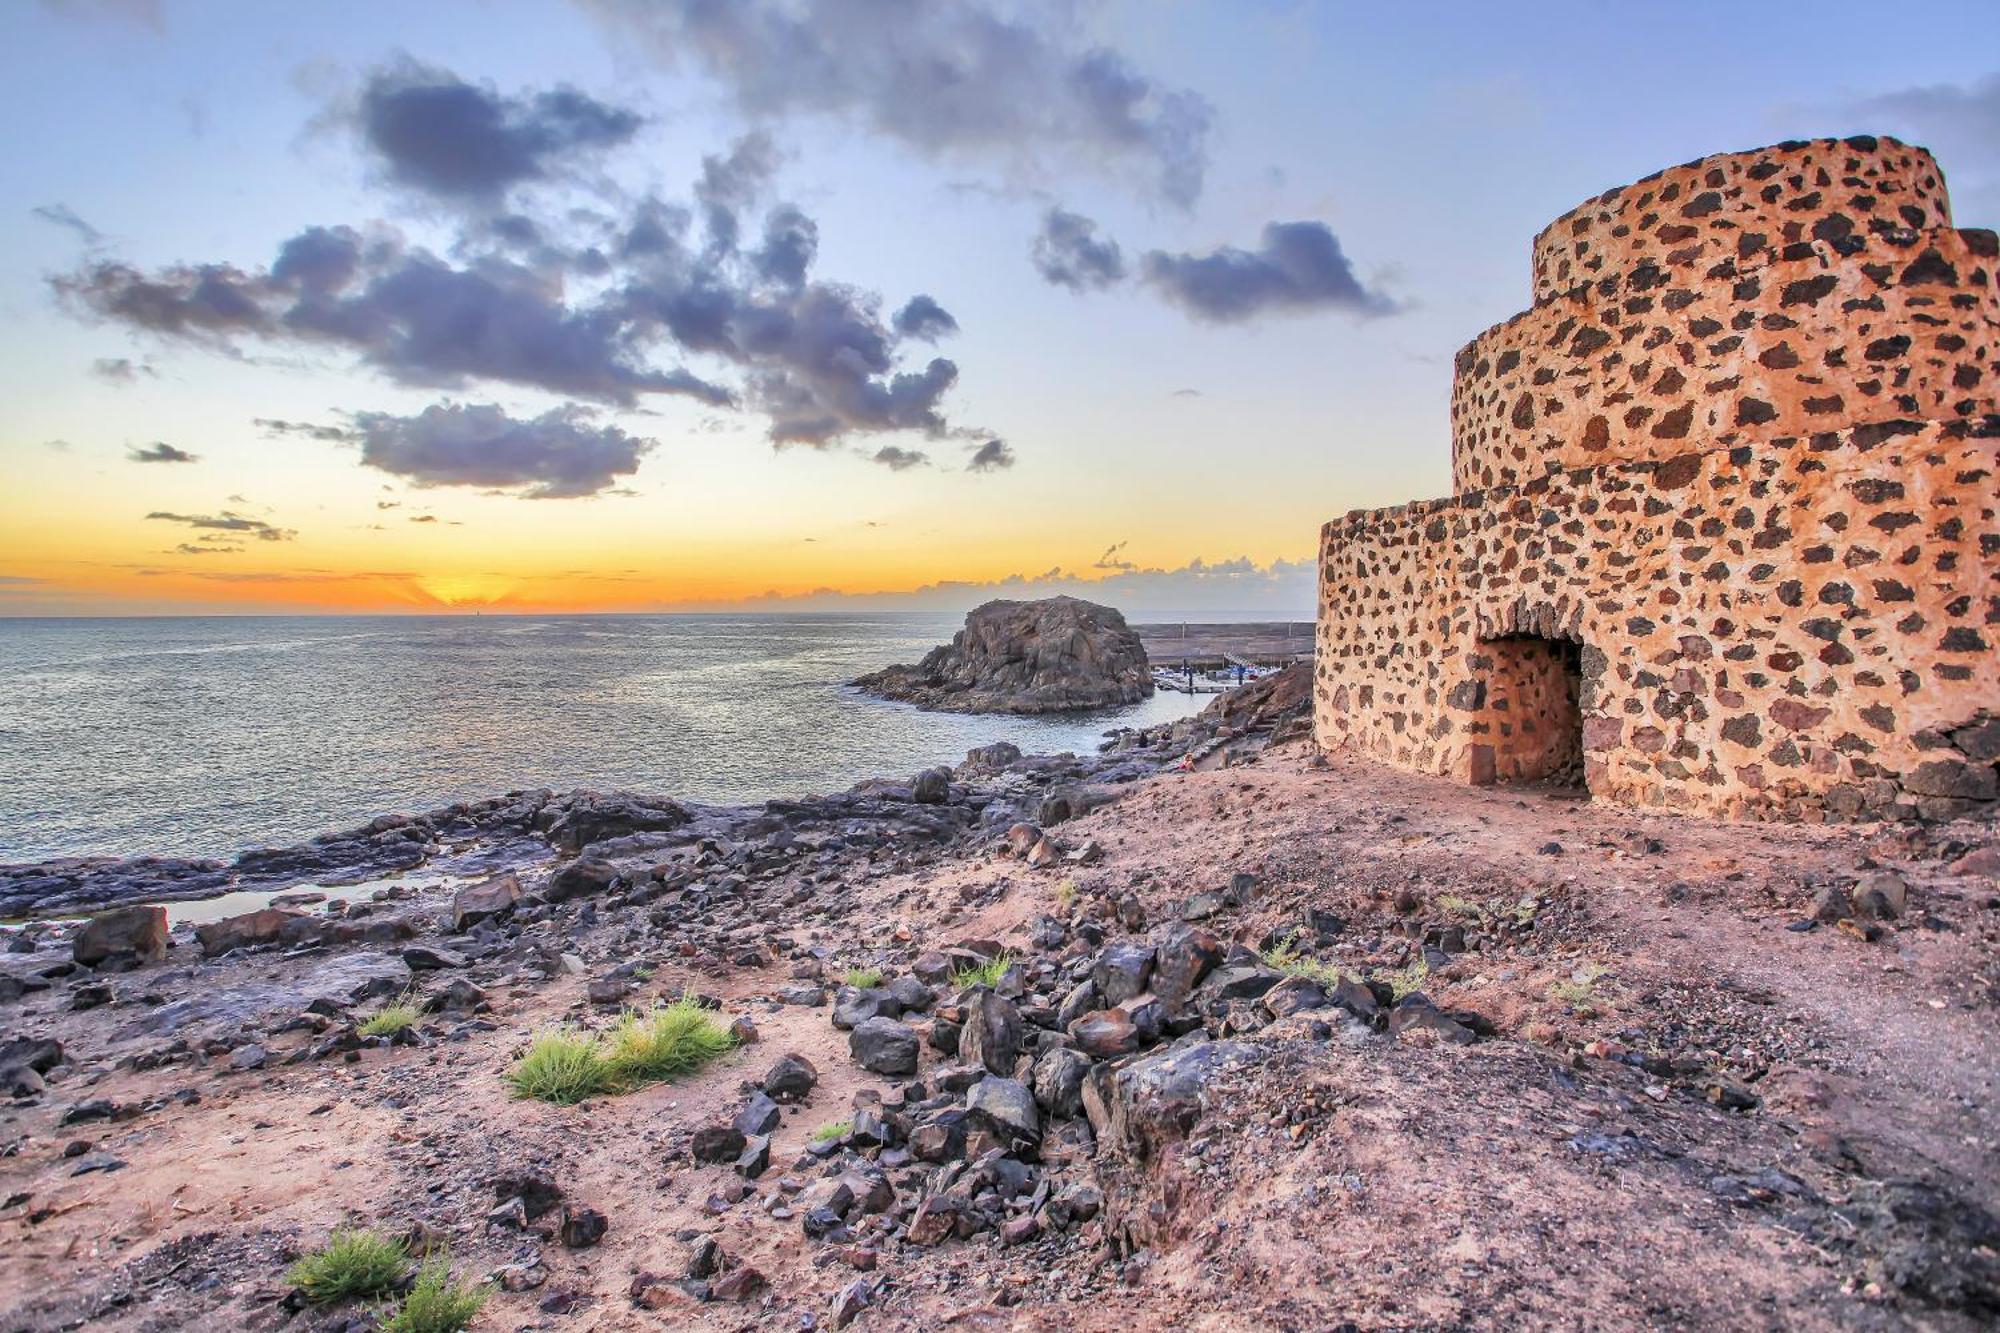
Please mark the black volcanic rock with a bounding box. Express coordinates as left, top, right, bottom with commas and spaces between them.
853, 597, 1152, 714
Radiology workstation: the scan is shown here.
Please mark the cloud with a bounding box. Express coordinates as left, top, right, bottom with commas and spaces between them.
577, 0, 1214, 206
32, 202, 104, 246
56, 79, 986, 454
342, 401, 653, 499
872, 444, 929, 470
1170, 387, 1202, 397
255, 416, 357, 442
704, 553, 1316, 616
1141, 221, 1396, 324
1093, 539, 1136, 572
145, 510, 295, 541
966, 438, 1015, 472
91, 356, 154, 383
127, 441, 199, 463
1031, 208, 1126, 291
1846, 75, 2000, 167
171, 540, 241, 555
892, 295, 958, 342
355, 60, 644, 204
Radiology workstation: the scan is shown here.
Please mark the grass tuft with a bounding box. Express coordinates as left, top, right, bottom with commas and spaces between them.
1259, 928, 1352, 989
359, 998, 419, 1038
1549, 963, 1607, 1006
507, 995, 736, 1105
951, 952, 1012, 990
506, 1028, 615, 1105
811, 1118, 852, 1144
1380, 959, 1431, 1002
380, 1255, 486, 1333
602, 996, 737, 1084
287, 1228, 408, 1306
1055, 879, 1078, 908
840, 966, 884, 989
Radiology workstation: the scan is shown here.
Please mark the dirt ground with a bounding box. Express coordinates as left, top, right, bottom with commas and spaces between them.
2, 739, 1995, 1331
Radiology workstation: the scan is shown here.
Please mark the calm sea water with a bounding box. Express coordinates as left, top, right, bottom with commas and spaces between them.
0, 614, 1207, 864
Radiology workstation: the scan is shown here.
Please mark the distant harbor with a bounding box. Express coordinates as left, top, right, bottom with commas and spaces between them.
1135, 621, 1315, 692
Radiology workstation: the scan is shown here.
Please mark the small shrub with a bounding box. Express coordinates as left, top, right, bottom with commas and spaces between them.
287, 1228, 408, 1306
507, 1029, 614, 1105
1435, 894, 1483, 922
1260, 930, 1352, 989
1549, 963, 1607, 1006
603, 996, 737, 1084
811, 1118, 852, 1144
359, 999, 418, 1038
840, 966, 884, 989
380, 1255, 486, 1333
951, 953, 1012, 989
1055, 879, 1078, 908
1381, 959, 1430, 1001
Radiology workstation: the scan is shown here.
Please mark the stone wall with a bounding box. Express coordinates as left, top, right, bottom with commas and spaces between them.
1317, 416, 1998, 819
1317, 135, 2000, 821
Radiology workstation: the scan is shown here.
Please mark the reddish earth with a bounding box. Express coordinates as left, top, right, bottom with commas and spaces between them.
2, 735, 1995, 1331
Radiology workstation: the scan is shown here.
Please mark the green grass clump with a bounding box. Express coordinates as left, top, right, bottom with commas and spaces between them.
951, 952, 1012, 989
287, 1228, 408, 1306
1380, 958, 1431, 1002
358, 999, 419, 1038
1259, 929, 1353, 989
380, 1255, 486, 1333
506, 1028, 615, 1105
811, 1118, 853, 1144
1435, 894, 1482, 923
1055, 879, 1078, 908
840, 966, 884, 989
507, 996, 736, 1105
1549, 963, 1607, 1006
602, 996, 737, 1083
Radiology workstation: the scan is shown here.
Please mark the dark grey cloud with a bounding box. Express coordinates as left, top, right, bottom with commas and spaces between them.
91, 356, 154, 383
255, 417, 357, 443
892, 295, 958, 342
1847, 74, 2000, 166
966, 438, 1015, 472
59, 86, 982, 455
356, 61, 644, 203
128, 441, 198, 464
578, 0, 1213, 206
172, 539, 240, 555
344, 402, 654, 499
871, 445, 929, 471
1170, 387, 1202, 397
32, 203, 104, 245
1031, 208, 1126, 291
145, 510, 295, 541
1093, 540, 1136, 572
1140, 221, 1396, 324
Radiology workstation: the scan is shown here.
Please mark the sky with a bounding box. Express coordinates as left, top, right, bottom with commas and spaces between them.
2, 0, 1995, 618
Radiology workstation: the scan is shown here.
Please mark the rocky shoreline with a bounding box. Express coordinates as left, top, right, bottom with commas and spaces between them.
4, 662, 1997, 1331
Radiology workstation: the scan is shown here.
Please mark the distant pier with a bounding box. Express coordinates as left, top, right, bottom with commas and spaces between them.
1135, 621, 1315, 678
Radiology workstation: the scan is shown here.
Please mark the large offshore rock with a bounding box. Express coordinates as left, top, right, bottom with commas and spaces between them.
853, 597, 1152, 714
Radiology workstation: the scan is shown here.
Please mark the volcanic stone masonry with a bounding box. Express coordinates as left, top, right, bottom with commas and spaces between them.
1314, 135, 1999, 821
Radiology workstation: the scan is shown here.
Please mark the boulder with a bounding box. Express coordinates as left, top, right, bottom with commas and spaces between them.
1070, 1010, 1140, 1059
852, 596, 1153, 714
195, 907, 316, 958
849, 1018, 920, 1076
452, 871, 522, 930
545, 858, 621, 903
959, 989, 1023, 1077
1032, 1046, 1091, 1119
1094, 942, 1154, 1007
911, 767, 952, 805
1084, 1039, 1262, 1163
967, 1076, 1040, 1144
72, 906, 167, 970
763, 1053, 819, 1101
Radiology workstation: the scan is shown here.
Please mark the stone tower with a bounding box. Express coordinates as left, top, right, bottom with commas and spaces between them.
1314, 136, 1998, 820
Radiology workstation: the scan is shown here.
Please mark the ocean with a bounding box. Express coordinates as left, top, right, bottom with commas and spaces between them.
0, 614, 1209, 864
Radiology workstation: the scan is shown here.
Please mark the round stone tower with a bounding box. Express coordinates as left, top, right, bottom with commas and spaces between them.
1449, 135, 1998, 494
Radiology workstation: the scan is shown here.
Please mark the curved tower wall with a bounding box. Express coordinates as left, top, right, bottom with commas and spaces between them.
1314, 136, 2000, 821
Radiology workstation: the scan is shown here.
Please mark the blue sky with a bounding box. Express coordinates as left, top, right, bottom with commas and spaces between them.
2, 0, 1995, 616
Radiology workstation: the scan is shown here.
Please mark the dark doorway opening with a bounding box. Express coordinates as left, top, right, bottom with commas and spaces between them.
1478, 634, 1585, 791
